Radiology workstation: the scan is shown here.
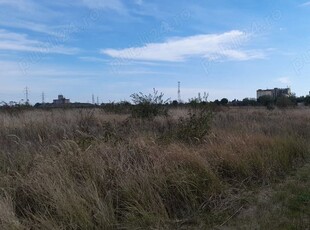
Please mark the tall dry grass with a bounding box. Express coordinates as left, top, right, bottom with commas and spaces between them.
0, 107, 309, 229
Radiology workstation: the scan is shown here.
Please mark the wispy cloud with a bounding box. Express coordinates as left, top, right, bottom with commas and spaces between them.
134, 0, 143, 6
0, 20, 58, 36
101, 30, 265, 62
113, 70, 176, 76
0, 29, 78, 54
300, 1, 310, 7
276, 77, 291, 85
0, 0, 37, 11
79, 56, 110, 63
79, 0, 125, 12
0, 0, 125, 11
80, 56, 178, 67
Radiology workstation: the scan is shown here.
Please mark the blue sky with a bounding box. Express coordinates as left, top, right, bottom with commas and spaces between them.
1, 0, 310, 103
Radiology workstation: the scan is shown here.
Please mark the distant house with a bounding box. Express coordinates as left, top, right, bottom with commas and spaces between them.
257, 88, 292, 99
53, 95, 70, 105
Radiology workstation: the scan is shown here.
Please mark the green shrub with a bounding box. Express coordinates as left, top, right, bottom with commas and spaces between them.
258, 95, 274, 107
276, 96, 295, 108
176, 108, 213, 143
130, 89, 169, 119
159, 107, 213, 144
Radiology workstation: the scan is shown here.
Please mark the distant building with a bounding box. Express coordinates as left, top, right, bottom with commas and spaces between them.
257, 88, 291, 99
53, 95, 70, 105
257, 89, 273, 98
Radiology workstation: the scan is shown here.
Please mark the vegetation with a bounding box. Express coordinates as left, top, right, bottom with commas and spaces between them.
257, 95, 274, 107
130, 89, 170, 119
174, 107, 213, 143
0, 105, 309, 229
304, 96, 310, 106
2, 90, 310, 112
228, 162, 310, 229
276, 96, 296, 108
220, 98, 229, 105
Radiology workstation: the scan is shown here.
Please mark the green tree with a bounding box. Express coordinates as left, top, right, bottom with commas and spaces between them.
258, 95, 274, 106
276, 96, 294, 108
305, 96, 310, 106
220, 98, 229, 105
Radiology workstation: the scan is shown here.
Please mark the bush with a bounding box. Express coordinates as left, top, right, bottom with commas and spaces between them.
161, 107, 213, 143
130, 89, 169, 119
305, 96, 310, 106
175, 107, 213, 143
258, 95, 274, 107
276, 96, 295, 108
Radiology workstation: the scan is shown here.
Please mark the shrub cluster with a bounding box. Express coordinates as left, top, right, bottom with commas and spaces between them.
130, 89, 169, 119
173, 107, 213, 143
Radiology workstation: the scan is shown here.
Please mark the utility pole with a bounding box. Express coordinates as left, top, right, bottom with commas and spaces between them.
178, 81, 181, 103
97, 96, 99, 105
42, 92, 45, 104
92, 94, 95, 105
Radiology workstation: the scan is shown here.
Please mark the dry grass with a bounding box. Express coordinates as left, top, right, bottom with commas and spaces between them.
0, 107, 309, 229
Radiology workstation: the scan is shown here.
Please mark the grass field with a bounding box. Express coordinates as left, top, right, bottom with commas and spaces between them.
0, 107, 309, 229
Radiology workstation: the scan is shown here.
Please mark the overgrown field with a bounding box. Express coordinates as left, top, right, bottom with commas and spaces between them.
0, 107, 309, 229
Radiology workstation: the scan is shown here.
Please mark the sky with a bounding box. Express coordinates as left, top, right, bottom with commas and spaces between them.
1, 0, 310, 103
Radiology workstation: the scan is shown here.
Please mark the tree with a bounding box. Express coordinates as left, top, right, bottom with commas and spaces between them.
276, 96, 294, 108
296, 96, 305, 103
258, 95, 274, 106
220, 98, 229, 105
171, 100, 179, 106
305, 96, 310, 106
213, 100, 221, 106
242, 98, 257, 106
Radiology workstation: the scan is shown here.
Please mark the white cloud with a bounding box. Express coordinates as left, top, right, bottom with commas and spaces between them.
0, 29, 78, 54
101, 30, 265, 62
277, 77, 291, 85
80, 0, 125, 12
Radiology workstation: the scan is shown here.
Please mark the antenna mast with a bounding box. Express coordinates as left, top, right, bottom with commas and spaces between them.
92, 94, 95, 105
25, 87, 29, 105
178, 81, 181, 103
42, 92, 45, 104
